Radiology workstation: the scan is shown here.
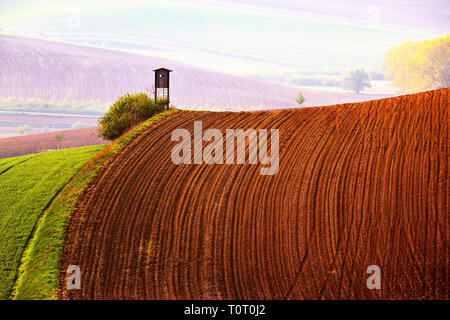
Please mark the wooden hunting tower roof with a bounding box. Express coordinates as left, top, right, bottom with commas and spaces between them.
153, 68, 172, 72
154, 68, 172, 90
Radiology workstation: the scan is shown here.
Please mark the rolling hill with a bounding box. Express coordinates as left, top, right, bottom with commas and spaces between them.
0, 35, 391, 110
59, 88, 448, 299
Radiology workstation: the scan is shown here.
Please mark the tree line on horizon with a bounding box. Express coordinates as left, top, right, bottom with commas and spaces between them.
383, 34, 449, 93
296, 34, 449, 104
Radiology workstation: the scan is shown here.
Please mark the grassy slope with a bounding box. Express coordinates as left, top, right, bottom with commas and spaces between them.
0, 145, 105, 300
0, 154, 35, 172
11, 109, 178, 300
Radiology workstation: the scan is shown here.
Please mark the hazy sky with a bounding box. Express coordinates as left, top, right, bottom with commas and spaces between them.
1, 0, 448, 78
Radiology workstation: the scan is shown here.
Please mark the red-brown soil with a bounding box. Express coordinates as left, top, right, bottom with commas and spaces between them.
60, 88, 448, 299
0, 127, 106, 158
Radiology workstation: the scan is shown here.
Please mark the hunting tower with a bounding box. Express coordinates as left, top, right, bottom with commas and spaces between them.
153, 68, 172, 109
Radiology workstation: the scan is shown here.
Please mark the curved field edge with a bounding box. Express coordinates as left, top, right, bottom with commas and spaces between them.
11, 109, 178, 300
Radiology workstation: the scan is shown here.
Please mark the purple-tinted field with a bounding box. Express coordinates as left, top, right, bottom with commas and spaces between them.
0, 111, 100, 138
0, 126, 59, 137
0, 114, 98, 125
0, 35, 391, 110
0, 127, 106, 158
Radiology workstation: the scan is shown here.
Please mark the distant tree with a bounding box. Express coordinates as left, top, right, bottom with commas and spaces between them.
17, 125, 31, 135
296, 91, 305, 105
383, 35, 450, 93
71, 121, 86, 129
31, 143, 41, 154
54, 133, 64, 149
342, 69, 371, 94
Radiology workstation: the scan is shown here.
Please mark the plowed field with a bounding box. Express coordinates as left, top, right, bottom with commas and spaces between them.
60, 88, 448, 299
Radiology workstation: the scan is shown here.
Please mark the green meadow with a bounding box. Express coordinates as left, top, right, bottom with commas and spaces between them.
0, 145, 104, 299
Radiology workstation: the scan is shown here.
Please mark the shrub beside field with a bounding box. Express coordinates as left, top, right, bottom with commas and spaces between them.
98, 93, 169, 140
0, 145, 104, 300
10, 109, 177, 300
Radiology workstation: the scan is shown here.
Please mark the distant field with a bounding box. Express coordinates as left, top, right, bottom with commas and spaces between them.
0, 127, 106, 159
0, 35, 392, 110
0, 145, 104, 299
0, 109, 101, 138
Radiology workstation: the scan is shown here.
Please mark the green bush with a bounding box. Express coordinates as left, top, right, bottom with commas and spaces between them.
296, 91, 305, 105
98, 93, 168, 140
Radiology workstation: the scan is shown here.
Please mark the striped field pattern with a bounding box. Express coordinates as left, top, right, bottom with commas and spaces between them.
60, 88, 448, 299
